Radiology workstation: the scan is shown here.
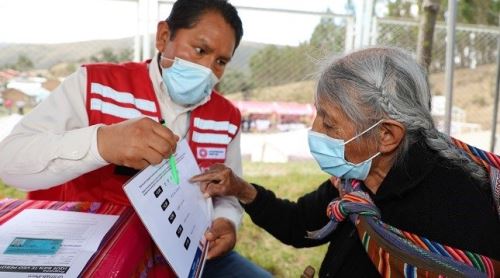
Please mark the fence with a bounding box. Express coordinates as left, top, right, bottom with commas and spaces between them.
1, 1, 500, 151
375, 18, 500, 150
375, 18, 500, 72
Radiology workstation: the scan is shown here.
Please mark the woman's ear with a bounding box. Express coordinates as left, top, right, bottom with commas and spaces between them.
378, 120, 405, 154
155, 21, 170, 52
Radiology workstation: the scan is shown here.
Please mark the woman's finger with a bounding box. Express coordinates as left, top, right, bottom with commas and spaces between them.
190, 172, 221, 183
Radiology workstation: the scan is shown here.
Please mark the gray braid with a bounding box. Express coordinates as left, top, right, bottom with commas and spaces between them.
316, 46, 488, 182
422, 128, 488, 181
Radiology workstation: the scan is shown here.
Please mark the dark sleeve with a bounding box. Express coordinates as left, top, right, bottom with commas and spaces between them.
429, 171, 500, 260
390, 161, 500, 261
241, 179, 339, 248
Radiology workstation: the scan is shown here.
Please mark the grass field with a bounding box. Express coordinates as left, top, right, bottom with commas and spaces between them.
0, 160, 329, 277
237, 161, 329, 277
0, 179, 25, 199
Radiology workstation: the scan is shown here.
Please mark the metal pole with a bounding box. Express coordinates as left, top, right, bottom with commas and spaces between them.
141, 0, 151, 60
370, 16, 378, 46
353, 0, 365, 49
133, 0, 141, 62
363, 0, 374, 46
490, 34, 500, 152
443, 0, 457, 135
345, 17, 355, 52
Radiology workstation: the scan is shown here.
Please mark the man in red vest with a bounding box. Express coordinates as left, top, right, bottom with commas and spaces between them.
0, 0, 270, 276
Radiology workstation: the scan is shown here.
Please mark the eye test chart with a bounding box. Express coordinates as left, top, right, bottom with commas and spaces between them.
123, 139, 212, 278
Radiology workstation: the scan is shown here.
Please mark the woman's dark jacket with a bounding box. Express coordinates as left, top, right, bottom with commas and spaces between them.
242, 142, 500, 277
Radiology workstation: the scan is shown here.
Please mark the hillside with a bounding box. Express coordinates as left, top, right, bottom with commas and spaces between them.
429, 64, 496, 129
226, 79, 316, 104
229, 41, 267, 72
0, 38, 133, 69
0, 39, 266, 71
226, 63, 497, 129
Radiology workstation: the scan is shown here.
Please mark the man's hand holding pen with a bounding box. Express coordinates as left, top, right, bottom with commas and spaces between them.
97, 117, 179, 170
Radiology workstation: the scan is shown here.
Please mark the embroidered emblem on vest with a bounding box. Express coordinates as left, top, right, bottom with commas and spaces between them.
196, 147, 226, 160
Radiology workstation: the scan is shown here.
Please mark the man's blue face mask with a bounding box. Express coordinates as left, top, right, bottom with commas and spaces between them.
161, 56, 219, 106
308, 120, 383, 180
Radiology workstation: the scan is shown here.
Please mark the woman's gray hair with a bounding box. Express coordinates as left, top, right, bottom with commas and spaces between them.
316, 46, 487, 182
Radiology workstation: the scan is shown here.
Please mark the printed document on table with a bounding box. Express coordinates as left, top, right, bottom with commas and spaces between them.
0, 209, 118, 277
124, 139, 212, 278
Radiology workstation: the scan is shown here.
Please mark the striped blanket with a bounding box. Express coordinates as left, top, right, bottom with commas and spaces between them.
308, 138, 500, 277
0, 199, 155, 277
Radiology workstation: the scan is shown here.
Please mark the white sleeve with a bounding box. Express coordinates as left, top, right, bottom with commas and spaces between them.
0, 67, 108, 191
211, 130, 244, 229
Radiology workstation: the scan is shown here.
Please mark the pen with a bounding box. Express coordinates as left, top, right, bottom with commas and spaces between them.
159, 119, 180, 185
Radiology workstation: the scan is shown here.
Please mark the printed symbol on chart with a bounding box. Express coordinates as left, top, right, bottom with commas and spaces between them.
164, 176, 172, 185
176, 225, 183, 238
168, 211, 176, 224
184, 237, 191, 250
154, 186, 163, 198
161, 198, 170, 211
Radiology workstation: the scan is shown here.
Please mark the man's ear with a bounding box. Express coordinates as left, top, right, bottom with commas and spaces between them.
378, 120, 405, 154
155, 21, 170, 52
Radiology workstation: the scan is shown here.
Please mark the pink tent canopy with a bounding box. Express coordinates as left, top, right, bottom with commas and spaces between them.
232, 101, 315, 116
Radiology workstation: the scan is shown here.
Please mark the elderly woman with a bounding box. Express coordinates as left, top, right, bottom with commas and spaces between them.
191, 47, 500, 277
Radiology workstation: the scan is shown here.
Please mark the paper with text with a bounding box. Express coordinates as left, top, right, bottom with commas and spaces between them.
0, 209, 118, 278
124, 139, 212, 278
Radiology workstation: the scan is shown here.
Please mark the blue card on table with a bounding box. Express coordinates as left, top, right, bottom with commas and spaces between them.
4, 237, 62, 255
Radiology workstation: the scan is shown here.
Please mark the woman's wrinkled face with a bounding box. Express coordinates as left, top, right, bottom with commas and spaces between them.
311, 99, 378, 164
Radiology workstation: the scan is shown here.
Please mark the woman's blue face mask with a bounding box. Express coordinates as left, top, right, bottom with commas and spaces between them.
308, 120, 383, 180
161, 56, 219, 106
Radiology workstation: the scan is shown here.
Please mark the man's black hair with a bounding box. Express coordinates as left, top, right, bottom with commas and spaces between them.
166, 0, 243, 50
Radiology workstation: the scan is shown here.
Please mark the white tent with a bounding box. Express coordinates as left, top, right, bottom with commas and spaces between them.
241, 128, 313, 163
0, 114, 23, 142
7, 79, 51, 103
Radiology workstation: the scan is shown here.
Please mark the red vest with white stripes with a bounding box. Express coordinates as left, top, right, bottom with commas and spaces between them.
28, 61, 241, 205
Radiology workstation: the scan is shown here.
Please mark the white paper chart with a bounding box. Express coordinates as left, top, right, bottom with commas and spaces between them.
124, 139, 212, 278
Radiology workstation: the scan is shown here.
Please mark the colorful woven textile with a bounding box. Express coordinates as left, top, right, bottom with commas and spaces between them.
0, 199, 154, 277
308, 138, 500, 278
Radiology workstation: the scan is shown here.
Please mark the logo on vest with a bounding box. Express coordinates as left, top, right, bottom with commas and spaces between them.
197, 147, 226, 160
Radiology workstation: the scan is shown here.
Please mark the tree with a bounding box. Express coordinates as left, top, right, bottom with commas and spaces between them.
385, 0, 500, 25
247, 16, 344, 90
249, 45, 285, 87
90, 48, 118, 63
89, 48, 133, 63
387, 0, 416, 18
249, 43, 317, 89
219, 70, 253, 95
118, 48, 133, 62
14, 54, 34, 71
416, 0, 440, 72
452, 0, 495, 25
309, 15, 345, 54
381, 0, 500, 72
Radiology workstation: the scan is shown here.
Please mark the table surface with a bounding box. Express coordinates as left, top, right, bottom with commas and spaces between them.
0, 198, 156, 278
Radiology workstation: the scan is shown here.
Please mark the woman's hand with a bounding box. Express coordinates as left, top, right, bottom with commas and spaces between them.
190, 164, 257, 204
